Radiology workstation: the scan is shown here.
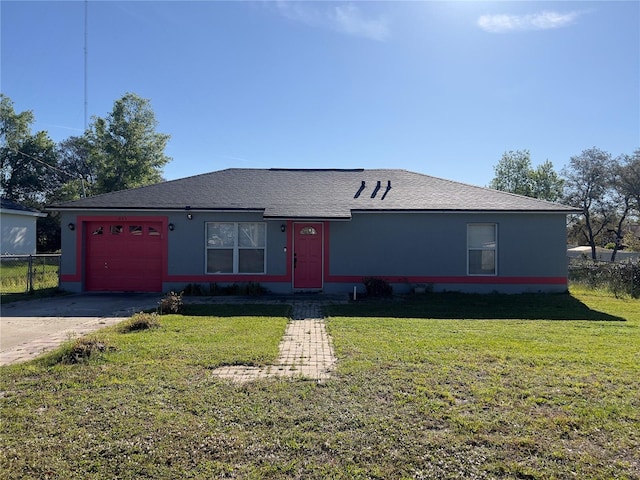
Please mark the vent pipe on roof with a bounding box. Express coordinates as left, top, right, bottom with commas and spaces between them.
354, 180, 366, 198
371, 180, 381, 198
381, 180, 391, 200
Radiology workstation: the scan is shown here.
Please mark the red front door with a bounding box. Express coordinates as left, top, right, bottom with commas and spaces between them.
293, 223, 323, 289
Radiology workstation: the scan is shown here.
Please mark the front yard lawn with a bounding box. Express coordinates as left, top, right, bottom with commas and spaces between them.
1, 291, 638, 479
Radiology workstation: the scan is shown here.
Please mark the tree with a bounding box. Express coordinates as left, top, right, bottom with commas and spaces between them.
0, 94, 59, 204
609, 149, 640, 260
530, 160, 564, 202
617, 149, 640, 215
489, 150, 563, 201
86, 93, 171, 194
562, 147, 614, 260
53, 136, 93, 201
489, 150, 533, 197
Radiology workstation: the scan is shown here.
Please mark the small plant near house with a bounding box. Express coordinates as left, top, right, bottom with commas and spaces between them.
243, 281, 267, 296
183, 283, 205, 296
158, 291, 184, 314
210, 282, 267, 296
362, 277, 393, 297
118, 312, 160, 333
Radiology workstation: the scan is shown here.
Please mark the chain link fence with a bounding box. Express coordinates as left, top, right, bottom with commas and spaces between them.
0, 254, 61, 294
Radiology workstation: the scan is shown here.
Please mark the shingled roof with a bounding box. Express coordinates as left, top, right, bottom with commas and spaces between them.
49, 168, 578, 219
1, 198, 47, 217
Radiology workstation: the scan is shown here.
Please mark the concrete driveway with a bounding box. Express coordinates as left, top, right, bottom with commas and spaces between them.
0, 293, 162, 365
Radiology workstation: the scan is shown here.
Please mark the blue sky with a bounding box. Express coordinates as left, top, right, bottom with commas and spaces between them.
1, 1, 638, 187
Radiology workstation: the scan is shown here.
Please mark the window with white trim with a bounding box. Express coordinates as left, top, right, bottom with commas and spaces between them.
206, 222, 266, 274
467, 223, 497, 275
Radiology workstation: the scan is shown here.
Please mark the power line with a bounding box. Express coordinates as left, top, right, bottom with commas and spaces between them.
6, 146, 88, 197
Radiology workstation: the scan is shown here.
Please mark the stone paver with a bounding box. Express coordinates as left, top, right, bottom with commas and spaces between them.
210, 302, 337, 382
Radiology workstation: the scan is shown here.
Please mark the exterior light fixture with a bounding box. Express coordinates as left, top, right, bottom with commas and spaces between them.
168, 223, 175, 231
187, 213, 193, 220
68, 223, 75, 231
281, 224, 286, 232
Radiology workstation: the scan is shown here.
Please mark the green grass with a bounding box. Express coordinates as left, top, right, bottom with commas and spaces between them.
1, 292, 638, 479
0, 261, 59, 294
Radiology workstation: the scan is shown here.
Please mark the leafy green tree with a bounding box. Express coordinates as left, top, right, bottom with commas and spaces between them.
0, 94, 59, 203
489, 150, 563, 201
53, 136, 94, 201
530, 160, 564, 202
562, 147, 614, 260
489, 150, 533, 197
86, 93, 171, 194
617, 149, 640, 215
608, 149, 640, 260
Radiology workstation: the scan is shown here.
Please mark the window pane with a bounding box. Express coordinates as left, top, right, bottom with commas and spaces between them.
238, 223, 265, 247
239, 249, 265, 273
468, 225, 496, 248
207, 249, 233, 273
130, 225, 143, 236
110, 225, 123, 235
148, 226, 160, 236
469, 250, 495, 275
300, 226, 317, 235
207, 223, 235, 247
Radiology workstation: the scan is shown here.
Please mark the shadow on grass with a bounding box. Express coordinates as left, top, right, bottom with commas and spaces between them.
181, 303, 292, 318
325, 293, 625, 322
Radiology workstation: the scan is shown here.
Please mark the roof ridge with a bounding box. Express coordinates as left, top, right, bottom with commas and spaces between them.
269, 168, 365, 172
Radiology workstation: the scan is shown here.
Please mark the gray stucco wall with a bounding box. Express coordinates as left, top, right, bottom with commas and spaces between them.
329, 212, 568, 278
58, 210, 288, 292
166, 211, 287, 276
59, 209, 568, 294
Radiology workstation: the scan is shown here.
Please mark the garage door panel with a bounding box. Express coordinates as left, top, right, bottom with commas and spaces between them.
85, 220, 164, 292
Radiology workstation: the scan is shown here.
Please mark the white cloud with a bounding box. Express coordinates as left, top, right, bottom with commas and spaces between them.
275, 2, 390, 41
330, 5, 390, 42
477, 10, 582, 33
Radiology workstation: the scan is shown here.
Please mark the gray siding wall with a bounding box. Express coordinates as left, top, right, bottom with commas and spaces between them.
167, 212, 286, 276
330, 212, 567, 278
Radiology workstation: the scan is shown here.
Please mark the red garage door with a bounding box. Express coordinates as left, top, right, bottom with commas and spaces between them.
85, 221, 164, 292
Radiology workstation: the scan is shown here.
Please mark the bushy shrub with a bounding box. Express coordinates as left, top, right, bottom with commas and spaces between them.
569, 260, 640, 298
363, 277, 393, 297
183, 283, 205, 296
244, 281, 267, 296
57, 336, 114, 364
158, 291, 183, 314
118, 312, 160, 333
210, 282, 267, 296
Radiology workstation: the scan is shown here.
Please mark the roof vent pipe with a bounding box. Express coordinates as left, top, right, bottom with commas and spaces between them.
354, 180, 366, 198
381, 180, 392, 200
371, 181, 381, 198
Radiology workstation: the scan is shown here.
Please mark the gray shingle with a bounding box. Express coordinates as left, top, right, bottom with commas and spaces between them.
49, 168, 578, 217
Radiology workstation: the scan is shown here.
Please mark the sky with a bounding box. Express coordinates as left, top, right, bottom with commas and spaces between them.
1, 0, 638, 188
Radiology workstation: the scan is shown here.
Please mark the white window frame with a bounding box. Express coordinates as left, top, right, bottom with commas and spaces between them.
205, 222, 266, 274
467, 223, 497, 276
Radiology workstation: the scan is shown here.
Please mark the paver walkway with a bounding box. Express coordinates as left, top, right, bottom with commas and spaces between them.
210, 302, 336, 382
